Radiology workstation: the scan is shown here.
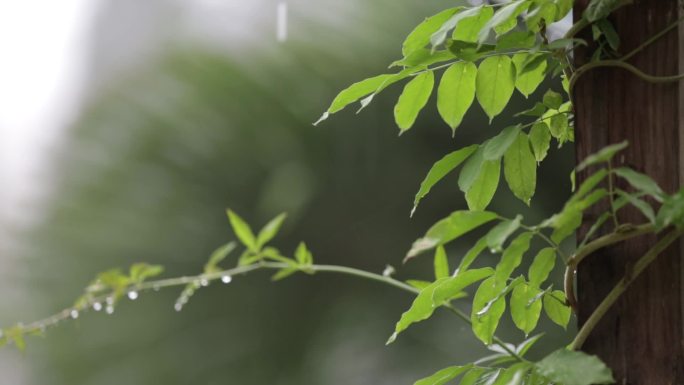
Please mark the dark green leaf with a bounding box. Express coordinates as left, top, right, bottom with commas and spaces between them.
542, 90, 563, 109
457, 236, 489, 272
458, 145, 486, 192
525, 2, 557, 32
495, 232, 533, 282
471, 276, 507, 345
536, 349, 615, 385
412, 145, 478, 216
613, 167, 665, 202
432, 267, 494, 304
387, 278, 449, 344
413, 365, 472, 385
584, 0, 624, 22
615, 189, 655, 223
496, 31, 537, 50
576, 141, 628, 171
657, 187, 684, 229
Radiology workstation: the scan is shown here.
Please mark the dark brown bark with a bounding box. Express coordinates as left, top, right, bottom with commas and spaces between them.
573, 1, 684, 384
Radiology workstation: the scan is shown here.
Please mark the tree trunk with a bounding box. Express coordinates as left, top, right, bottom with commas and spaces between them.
573, 1, 684, 384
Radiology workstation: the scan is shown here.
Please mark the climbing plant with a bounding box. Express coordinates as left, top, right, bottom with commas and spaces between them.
5, 0, 684, 384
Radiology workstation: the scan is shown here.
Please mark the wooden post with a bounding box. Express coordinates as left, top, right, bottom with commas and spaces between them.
573, 1, 684, 383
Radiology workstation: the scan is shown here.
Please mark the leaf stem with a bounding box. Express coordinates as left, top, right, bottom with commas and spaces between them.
570, 229, 682, 350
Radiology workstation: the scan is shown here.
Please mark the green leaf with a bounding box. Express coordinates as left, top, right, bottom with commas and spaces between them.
432, 267, 495, 304
465, 159, 501, 211
486, 215, 522, 252
294, 242, 313, 266
434, 246, 450, 279
528, 248, 556, 286
413, 365, 472, 385
476, 56, 516, 122
271, 266, 299, 281
525, 2, 558, 32
478, 1, 531, 43
406, 210, 498, 260
496, 31, 536, 50
615, 189, 655, 223
457, 236, 489, 272
431, 6, 485, 48
536, 349, 615, 385
387, 278, 449, 344
512, 53, 547, 98
503, 133, 537, 205
492, 363, 530, 385
437, 62, 477, 133
584, 0, 623, 22
542, 90, 562, 109
613, 167, 665, 202
458, 145, 486, 193
576, 141, 628, 171
314, 74, 393, 124
227, 209, 258, 251
471, 276, 507, 345
484, 125, 522, 160
406, 280, 432, 290
452, 6, 494, 43
554, 0, 573, 20
596, 19, 620, 50
256, 213, 287, 249
204, 242, 237, 273
495, 232, 533, 282
403, 8, 461, 57
459, 368, 488, 385
543, 290, 571, 328
392, 49, 456, 68
129, 263, 165, 284
656, 187, 684, 229
516, 102, 547, 117
395, 71, 435, 133
528, 122, 551, 162
412, 145, 478, 216
510, 282, 543, 335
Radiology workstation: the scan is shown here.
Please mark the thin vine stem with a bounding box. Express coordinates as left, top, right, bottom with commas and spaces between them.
620, 15, 684, 62
569, 60, 684, 94
570, 229, 682, 350
13, 261, 526, 362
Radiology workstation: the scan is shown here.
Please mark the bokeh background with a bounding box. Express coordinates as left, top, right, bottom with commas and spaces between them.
0, 1, 574, 384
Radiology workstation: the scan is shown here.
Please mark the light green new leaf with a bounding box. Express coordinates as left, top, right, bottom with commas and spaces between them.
478, 0, 531, 43
504, 133, 537, 205
387, 278, 449, 344
466, 159, 501, 211
510, 282, 543, 335
431, 6, 485, 48
614, 167, 665, 202
434, 246, 450, 279
458, 145, 486, 192
403, 7, 461, 57
512, 53, 547, 98
528, 122, 551, 162
484, 125, 521, 160
129, 263, 165, 284
542, 90, 563, 109
413, 365, 472, 385
432, 267, 494, 304
314, 74, 393, 125
204, 242, 237, 273
227, 209, 258, 251
452, 6, 494, 43
294, 242, 313, 266
437, 62, 477, 133
471, 276, 507, 345
486, 215, 522, 252
406, 210, 498, 260
536, 349, 615, 385
584, 0, 623, 22
543, 290, 571, 328
495, 232, 533, 282
412, 145, 478, 216
528, 248, 556, 286
256, 213, 287, 249
395, 71, 435, 133
476, 56, 516, 122
576, 141, 628, 171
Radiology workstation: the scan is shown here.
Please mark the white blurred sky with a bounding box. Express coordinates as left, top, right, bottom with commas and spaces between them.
0, 0, 100, 229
